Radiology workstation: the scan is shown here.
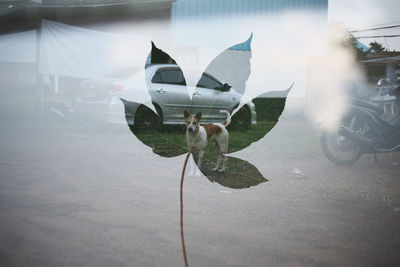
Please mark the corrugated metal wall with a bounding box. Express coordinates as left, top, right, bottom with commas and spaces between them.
172, 0, 328, 49
0, 30, 37, 63
173, 0, 328, 19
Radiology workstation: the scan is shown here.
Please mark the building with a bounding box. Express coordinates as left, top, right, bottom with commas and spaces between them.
0, 0, 175, 120
361, 51, 400, 81
0, 0, 328, 120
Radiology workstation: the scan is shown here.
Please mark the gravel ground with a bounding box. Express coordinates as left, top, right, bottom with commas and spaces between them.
0, 121, 399, 267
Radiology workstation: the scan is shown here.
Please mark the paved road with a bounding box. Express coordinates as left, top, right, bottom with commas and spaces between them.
0, 121, 399, 267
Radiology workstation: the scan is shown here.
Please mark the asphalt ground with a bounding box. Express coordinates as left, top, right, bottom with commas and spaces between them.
0, 121, 399, 267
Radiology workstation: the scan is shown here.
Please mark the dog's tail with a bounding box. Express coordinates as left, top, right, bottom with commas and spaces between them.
220, 110, 231, 126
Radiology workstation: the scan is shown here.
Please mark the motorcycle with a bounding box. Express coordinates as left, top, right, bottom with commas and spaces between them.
320, 78, 400, 165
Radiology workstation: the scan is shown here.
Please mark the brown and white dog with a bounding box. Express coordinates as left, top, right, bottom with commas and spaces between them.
184, 110, 231, 176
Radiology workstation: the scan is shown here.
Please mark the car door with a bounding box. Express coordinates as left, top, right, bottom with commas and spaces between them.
149, 67, 192, 123
191, 73, 233, 123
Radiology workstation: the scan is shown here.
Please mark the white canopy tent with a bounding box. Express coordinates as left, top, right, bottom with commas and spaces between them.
39, 19, 151, 80
38, 20, 153, 104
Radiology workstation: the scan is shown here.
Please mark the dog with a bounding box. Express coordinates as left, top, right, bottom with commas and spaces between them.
184, 110, 231, 176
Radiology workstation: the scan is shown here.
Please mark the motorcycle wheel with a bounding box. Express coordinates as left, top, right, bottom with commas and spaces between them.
320, 115, 365, 166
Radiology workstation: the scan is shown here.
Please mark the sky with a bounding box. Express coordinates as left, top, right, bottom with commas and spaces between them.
328, 0, 400, 51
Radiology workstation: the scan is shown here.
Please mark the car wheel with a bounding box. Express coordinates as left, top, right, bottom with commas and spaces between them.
133, 105, 162, 132
231, 105, 251, 130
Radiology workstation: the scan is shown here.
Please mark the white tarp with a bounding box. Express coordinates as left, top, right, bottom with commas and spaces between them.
39, 20, 151, 80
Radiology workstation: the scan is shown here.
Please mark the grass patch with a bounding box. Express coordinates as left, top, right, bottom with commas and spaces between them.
132, 121, 276, 157
193, 153, 268, 189
130, 121, 275, 188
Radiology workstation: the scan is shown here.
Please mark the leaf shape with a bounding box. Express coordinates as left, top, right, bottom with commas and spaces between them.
227, 84, 293, 153
192, 34, 253, 119
149, 41, 177, 65
193, 153, 268, 189
120, 98, 187, 158
120, 36, 293, 187
201, 34, 252, 92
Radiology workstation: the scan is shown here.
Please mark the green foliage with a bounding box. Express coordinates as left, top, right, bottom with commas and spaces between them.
369, 41, 386, 53
252, 97, 286, 121
131, 121, 274, 189
345, 34, 387, 61
194, 153, 268, 189
131, 120, 277, 158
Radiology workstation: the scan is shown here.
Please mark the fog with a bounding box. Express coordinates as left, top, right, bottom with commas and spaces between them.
1, 3, 400, 267
1, 8, 366, 124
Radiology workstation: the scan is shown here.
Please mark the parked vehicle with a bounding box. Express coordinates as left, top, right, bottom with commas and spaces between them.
75, 64, 256, 130
73, 67, 137, 126
320, 78, 400, 165
74, 79, 124, 125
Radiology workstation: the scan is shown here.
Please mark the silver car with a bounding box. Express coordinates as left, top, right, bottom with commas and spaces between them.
75, 64, 256, 129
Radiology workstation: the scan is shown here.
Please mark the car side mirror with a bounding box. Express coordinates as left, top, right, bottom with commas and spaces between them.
221, 83, 231, 92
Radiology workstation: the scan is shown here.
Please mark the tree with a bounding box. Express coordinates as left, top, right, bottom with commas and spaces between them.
369, 41, 385, 53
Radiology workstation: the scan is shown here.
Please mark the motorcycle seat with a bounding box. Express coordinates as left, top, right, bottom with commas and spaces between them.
350, 98, 384, 114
